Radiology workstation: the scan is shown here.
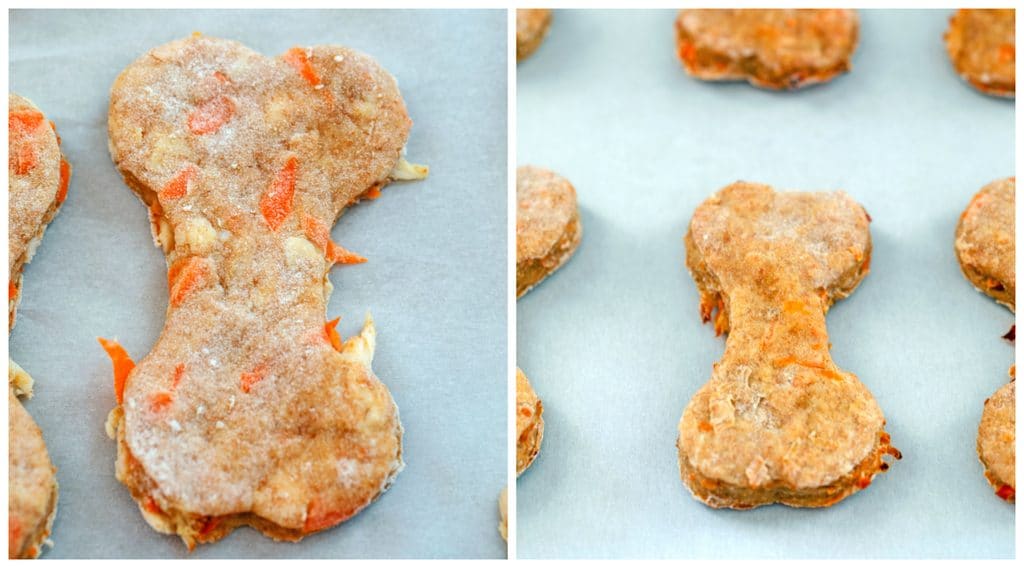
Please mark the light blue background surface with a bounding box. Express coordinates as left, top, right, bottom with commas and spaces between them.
518, 9, 1014, 559
10, 9, 507, 559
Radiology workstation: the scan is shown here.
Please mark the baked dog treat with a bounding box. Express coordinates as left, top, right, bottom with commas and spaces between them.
516, 166, 581, 298
103, 35, 426, 548
517, 9, 552, 62
516, 368, 544, 476
8, 93, 67, 559
675, 9, 859, 90
679, 182, 899, 509
955, 177, 1015, 310
498, 486, 508, 542
944, 9, 1015, 98
8, 94, 71, 329
956, 177, 1016, 502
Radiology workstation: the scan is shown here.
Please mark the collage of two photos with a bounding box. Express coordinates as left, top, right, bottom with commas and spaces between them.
6, 3, 1019, 561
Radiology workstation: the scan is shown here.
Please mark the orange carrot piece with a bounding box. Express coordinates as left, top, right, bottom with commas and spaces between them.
98, 337, 136, 405
304, 499, 353, 532
187, 95, 234, 135
144, 496, 163, 515
199, 516, 222, 536
363, 185, 382, 200
56, 158, 71, 204
160, 166, 196, 200
302, 214, 367, 265
240, 363, 268, 393
149, 391, 173, 412
213, 70, 230, 83
325, 317, 342, 351
8, 110, 45, 132
8, 280, 17, 301
260, 157, 298, 231
283, 47, 322, 87
679, 41, 697, 66
171, 363, 185, 390
998, 43, 1015, 63
168, 256, 208, 307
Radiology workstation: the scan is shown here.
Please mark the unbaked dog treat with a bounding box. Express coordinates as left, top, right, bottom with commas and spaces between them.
675, 9, 859, 90
516, 368, 544, 476
944, 9, 1015, 98
8, 93, 68, 559
516, 166, 581, 298
679, 182, 899, 509
517, 9, 553, 62
956, 177, 1015, 502
103, 35, 427, 548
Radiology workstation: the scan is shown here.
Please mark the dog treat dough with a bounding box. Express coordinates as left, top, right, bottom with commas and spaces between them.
104, 35, 426, 548
679, 181, 899, 509
956, 177, 1016, 502
675, 9, 859, 90
516, 166, 581, 298
517, 9, 553, 62
944, 9, 1016, 98
516, 368, 544, 476
8, 93, 68, 559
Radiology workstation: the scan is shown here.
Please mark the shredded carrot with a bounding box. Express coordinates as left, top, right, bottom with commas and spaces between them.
187, 95, 235, 135
855, 475, 872, 489
679, 41, 697, 66
9, 110, 46, 173
304, 499, 352, 532
144, 496, 163, 515
325, 317, 342, 351
996, 484, 1015, 501
149, 391, 173, 412
171, 363, 185, 390
998, 43, 1015, 63
199, 516, 222, 536
213, 70, 230, 83
98, 338, 136, 405
283, 47, 322, 87
301, 214, 367, 265
8, 280, 17, 301
9, 109, 45, 132
363, 185, 382, 200
160, 166, 196, 200
240, 363, 268, 393
56, 158, 71, 204
698, 421, 713, 432
167, 256, 208, 307
260, 157, 297, 231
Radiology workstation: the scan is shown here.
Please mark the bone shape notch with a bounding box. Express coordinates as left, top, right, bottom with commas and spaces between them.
104, 35, 425, 547
678, 181, 899, 509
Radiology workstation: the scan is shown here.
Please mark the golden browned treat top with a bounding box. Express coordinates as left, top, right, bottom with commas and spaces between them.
517, 9, 553, 62
106, 35, 415, 546
679, 182, 894, 508
675, 9, 859, 89
516, 165, 577, 264
516, 367, 544, 476
955, 177, 1015, 311
945, 9, 1015, 97
8, 390, 57, 559
978, 380, 1015, 501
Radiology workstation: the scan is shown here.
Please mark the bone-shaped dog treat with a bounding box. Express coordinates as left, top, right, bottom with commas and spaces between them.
955, 177, 1015, 502
103, 35, 426, 547
8, 93, 69, 559
679, 182, 899, 509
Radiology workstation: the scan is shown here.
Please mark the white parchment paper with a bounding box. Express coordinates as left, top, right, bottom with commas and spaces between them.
10, 8, 507, 559
517, 9, 1014, 559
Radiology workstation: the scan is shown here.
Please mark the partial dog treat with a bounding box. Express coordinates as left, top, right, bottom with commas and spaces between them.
675, 9, 859, 90
517, 368, 544, 476
956, 177, 1016, 502
8, 93, 68, 559
516, 166, 581, 298
679, 181, 899, 509
517, 9, 553, 62
103, 35, 426, 548
956, 177, 1015, 310
944, 9, 1015, 98
8, 94, 71, 329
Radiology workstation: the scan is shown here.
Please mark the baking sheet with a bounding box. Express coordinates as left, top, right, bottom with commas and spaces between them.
517, 9, 1014, 559
9, 9, 507, 559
